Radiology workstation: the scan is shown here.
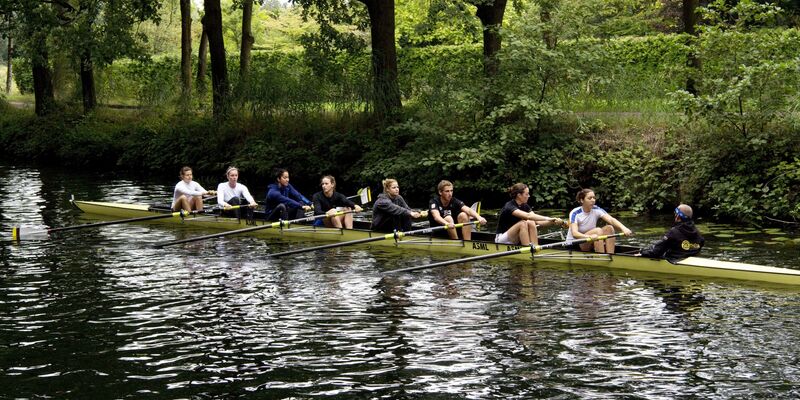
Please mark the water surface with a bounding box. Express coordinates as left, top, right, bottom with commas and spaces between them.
1, 166, 799, 398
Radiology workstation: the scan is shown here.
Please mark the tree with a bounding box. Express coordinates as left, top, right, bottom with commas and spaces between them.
10, 1, 57, 115
4, 14, 11, 94
239, 0, 255, 85
295, 0, 402, 119
47, 0, 162, 113
473, 0, 508, 80
197, 26, 209, 96
203, 0, 230, 117
180, 0, 192, 107
683, 0, 699, 94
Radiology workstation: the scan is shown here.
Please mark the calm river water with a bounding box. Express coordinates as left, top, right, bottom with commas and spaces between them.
1, 165, 799, 399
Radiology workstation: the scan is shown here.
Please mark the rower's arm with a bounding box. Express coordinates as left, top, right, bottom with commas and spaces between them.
511, 209, 531, 220
430, 209, 448, 226
569, 222, 587, 239
602, 214, 633, 235
461, 205, 485, 223
528, 211, 554, 222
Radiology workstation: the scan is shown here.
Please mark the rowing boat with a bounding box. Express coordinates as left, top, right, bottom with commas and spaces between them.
70, 199, 800, 286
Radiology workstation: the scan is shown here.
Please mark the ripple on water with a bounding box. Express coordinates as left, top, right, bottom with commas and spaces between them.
3, 166, 800, 398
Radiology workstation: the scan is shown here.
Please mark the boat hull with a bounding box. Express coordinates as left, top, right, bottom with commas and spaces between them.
71, 200, 800, 286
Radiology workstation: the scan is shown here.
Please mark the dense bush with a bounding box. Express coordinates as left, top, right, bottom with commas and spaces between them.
4, 28, 800, 223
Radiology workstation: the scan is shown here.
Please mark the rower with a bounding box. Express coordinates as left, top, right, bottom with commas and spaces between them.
371, 178, 425, 233
638, 204, 704, 262
264, 168, 312, 222
495, 183, 564, 246
428, 180, 486, 240
216, 166, 257, 219
312, 175, 362, 229
566, 188, 632, 254
172, 166, 215, 212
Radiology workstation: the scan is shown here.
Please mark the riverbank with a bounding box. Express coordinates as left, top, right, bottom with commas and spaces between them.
2, 105, 798, 225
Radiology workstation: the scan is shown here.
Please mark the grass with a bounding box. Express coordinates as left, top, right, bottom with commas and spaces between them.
0, 63, 19, 97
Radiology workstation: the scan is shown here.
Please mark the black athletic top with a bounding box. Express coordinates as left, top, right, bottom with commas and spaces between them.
428, 196, 465, 226
312, 191, 356, 215
496, 200, 531, 234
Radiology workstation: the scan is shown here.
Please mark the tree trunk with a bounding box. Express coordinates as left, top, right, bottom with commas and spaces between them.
197, 27, 209, 96
180, 0, 192, 105
32, 50, 55, 116
239, 0, 254, 85
80, 51, 96, 113
360, 0, 402, 119
475, 0, 507, 110
475, 0, 507, 80
540, 3, 556, 50
682, 0, 699, 95
5, 35, 11, 94
202, 0, 229, 117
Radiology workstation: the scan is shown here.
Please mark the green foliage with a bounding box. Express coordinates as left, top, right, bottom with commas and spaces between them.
5, 4, 800, 225
551, 0, 669, 38
593, 145, 677, 214
12, 57, 33, 94
396, 0, 481, 47
398, 44, 482, 118
672, 29, 800, 139
761, 159, 800, 221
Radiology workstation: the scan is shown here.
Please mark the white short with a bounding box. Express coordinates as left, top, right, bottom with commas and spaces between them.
495, 232, 515, 245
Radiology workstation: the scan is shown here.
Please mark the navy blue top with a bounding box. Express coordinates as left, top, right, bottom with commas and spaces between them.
265, 183, 311, 215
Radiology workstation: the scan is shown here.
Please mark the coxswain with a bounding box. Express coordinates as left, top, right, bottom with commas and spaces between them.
638, 204, 704, 262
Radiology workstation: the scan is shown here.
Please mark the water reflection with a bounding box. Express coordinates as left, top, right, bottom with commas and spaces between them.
2, 165, 800, 398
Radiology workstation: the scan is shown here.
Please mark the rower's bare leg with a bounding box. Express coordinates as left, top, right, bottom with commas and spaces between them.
343, 212, 354, 229
442, 215, 457, 239
601, 225, 616, 254
458, 212, 471, 241
173, 195, 191, 212
332, 215, 345, 228
191, 195, 204, 211
505, 221, 524, 244
578, 227, 605, 252
517, 221, 536, 246
323, 216, 344, 228
526, 220, 540, 245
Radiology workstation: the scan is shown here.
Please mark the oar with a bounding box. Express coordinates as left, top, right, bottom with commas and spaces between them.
154, 209, 354, 248
11, 206, 236, 241
268, 220, 479, 258
347, 187, 372, 205
385, 233, 625, 274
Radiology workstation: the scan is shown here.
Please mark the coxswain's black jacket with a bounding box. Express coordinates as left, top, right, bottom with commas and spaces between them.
640, 220, 705, 263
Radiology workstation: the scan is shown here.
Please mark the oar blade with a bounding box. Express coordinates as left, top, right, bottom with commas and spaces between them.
11, 226, 51, 241
470, 201, 481, 231
359, 187, 372, 205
